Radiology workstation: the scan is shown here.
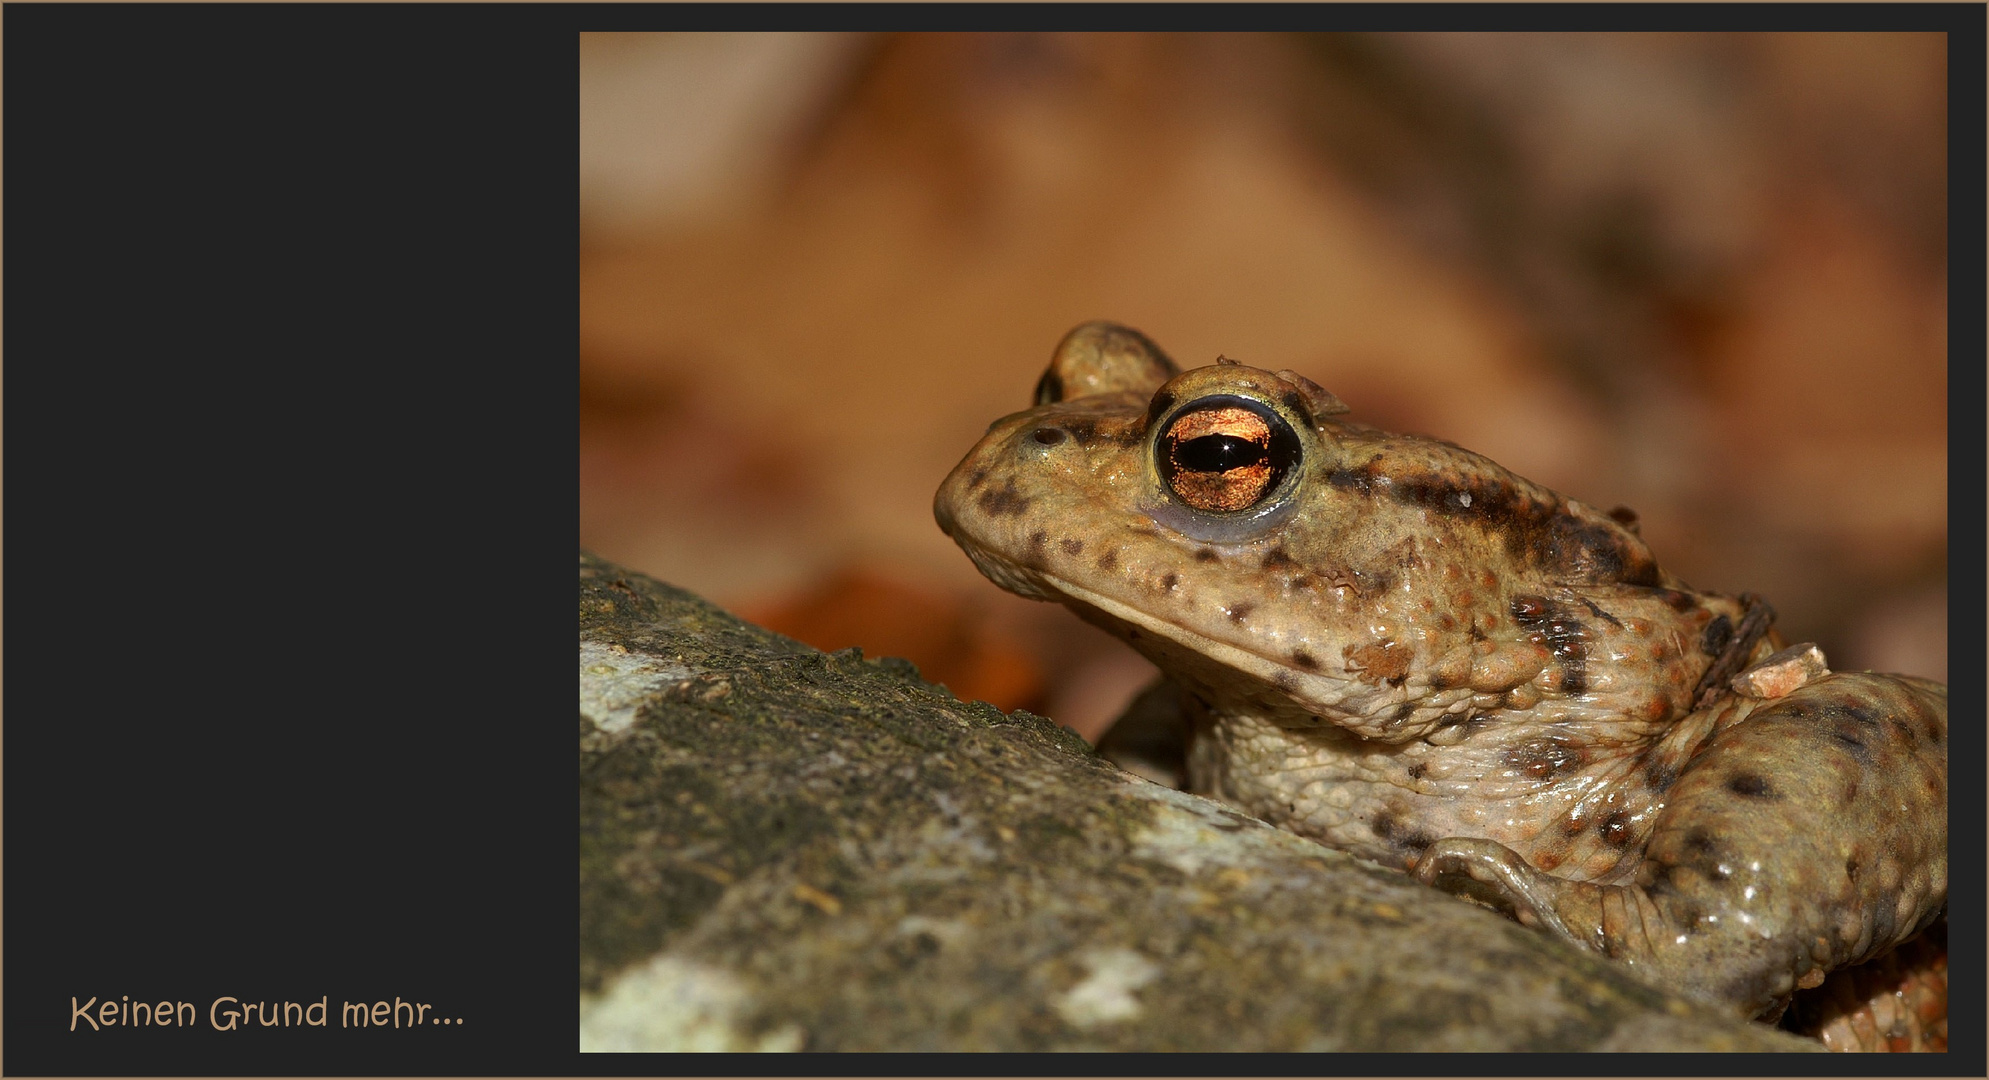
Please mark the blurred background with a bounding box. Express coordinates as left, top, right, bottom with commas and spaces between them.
579, 31, 1948, 741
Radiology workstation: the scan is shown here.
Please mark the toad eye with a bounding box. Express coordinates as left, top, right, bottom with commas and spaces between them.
1156, 397, 1299, 513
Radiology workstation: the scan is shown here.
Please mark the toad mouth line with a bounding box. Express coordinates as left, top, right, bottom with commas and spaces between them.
1038, 568, 1342, 697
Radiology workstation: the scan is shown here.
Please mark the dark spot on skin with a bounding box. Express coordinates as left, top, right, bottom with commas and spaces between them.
968, 468, 989, 489
1032, 427, 1066, 446
1127, 628, 1141, 640
1844, 856, 1860, 883
1390, 473, 1506, 517
1325, 457, 1384, 495
1381, 468, 1660, 585
1725, 773, 1775, 799
1261, 548, 1296, 569
1606, 504, 1640, 531
1437, 713, 1469, 729
1544, 516, 1661, 586
1061, 417, 1099, 444
1467, 624, 1487, 643
1272, 671, 1299, 692
1226, 601, 1255, 623
1280, 390, 1311, 425
1599, 815, 1630, 851
977, 481, 1032, 517
1098, 548, 1118, 571
1400, 830, 1435, 853
1829, 726, 1874, 764
1578, 597, 1623, 628
1145, 389, 1176, 428
1555, 663, 1586, 696
1645, 759, 1678, 794
1406, 762, 1428, 780
1323, 465, 1375, 493
1160, 572, 1179, 591
1512, 597, 1588, 696
1060, 537, 1083, 555
1371, 813, 1399, 840
1508, 737, 1586, 780
1510, 595, 1550, 624
1292, 650, 1320, 670
1194, 548, 1219, 563
1839, 704, 1880, 729
1652, 588, 1698, 613
1386, 673, 1408, 688
1682, 828, 1717, 855
1427, 672, 1450, 690
1012, 536, 1048, 573
1393, 702, 1415, 720
1699, 615, 1732, 658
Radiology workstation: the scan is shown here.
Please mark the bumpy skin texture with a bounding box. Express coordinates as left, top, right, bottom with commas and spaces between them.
934, 322, 1947, 1043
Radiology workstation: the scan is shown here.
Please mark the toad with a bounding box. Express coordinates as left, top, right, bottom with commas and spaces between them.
934, 322, 1947, 1049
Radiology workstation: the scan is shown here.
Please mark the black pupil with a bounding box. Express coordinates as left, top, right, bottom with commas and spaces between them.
1176, 434, 1265, 472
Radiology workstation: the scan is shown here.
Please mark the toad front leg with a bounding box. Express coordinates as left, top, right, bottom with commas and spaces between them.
1414, 672, 1946, 1020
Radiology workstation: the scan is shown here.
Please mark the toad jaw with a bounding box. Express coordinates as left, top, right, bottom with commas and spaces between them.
1027, 565, 1372, 725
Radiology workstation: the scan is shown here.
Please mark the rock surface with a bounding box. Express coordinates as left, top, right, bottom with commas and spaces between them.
577, 551, 1817, 1052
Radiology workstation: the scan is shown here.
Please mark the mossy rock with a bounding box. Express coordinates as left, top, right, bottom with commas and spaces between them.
578, 551, 1816, 1052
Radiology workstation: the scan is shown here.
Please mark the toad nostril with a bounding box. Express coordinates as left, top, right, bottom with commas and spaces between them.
1031, 427, 1067, 446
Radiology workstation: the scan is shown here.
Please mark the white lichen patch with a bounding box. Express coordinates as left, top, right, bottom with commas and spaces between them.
580, 953, 803, 1052
1117, 782, 1277, 873
1116, 779, 1375, 889
580, 640, 695, 734
1055, 947, 1161, 1029
894, 914, 973, 946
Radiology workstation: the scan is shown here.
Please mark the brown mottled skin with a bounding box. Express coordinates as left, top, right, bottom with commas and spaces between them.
935, 322, 1947, 1046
